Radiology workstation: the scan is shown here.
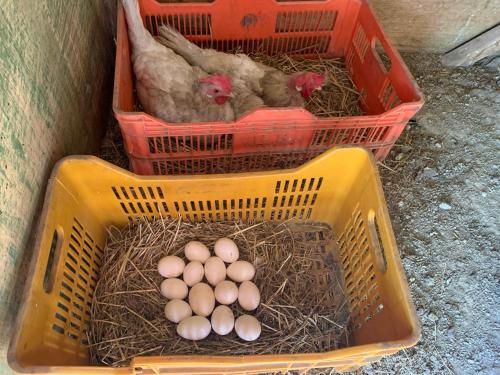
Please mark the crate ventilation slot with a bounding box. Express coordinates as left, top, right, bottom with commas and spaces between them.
145, 13, 212, 36
193, 36, 332, 54
338, 205, 383, 330
352, 25, 369, 62
345, 48, 355, 73
352, 25, 370, 62
152, 36, 329, 55
379, 79, 400, 111
148, 134, 233, 154
49, 218, 102, 352
311, 125, 392, 146
112, 178, 322, 222
143, 12, 332, 54
270, 177, 322, 220
151, 152, 317, 175
275, 11, 337, 33
374, 39, 392, 73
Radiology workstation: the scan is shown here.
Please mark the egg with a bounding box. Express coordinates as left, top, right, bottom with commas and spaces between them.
226, 261, 255, 282
238, 281, 260, 311
164, 299, 192, 323
204, 256, 226, 286
158, 256, 185, 278
214, 280, 239, 305
214, 237, 239, 263
235, 315, 261, 341
160, 278, 188, 300
177, 316, 211, 340
188, 282, 215, 317
211, 305, 234, 336
183, 261, 204, 287
185, 241, 210, 263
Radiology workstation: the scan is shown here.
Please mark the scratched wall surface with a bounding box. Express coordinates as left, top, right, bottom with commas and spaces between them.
0, 0, 114, 371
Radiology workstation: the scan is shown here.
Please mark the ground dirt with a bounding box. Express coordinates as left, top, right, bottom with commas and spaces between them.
356, 53, 500, 375
99, 53, 499, 375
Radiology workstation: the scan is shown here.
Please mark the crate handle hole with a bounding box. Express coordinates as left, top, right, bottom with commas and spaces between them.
367, 210, 387, 273
373, 38, 392, 74
43, 228, 64, 293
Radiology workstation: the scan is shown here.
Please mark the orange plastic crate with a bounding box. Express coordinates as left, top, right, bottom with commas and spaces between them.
113, 0, 423, 175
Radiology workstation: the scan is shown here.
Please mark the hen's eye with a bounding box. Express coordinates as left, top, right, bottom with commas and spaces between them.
214, 89, 219, 93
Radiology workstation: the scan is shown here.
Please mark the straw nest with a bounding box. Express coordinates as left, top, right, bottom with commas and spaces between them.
89, 218, 350, 367
250, 52, 362, 117
98, 52, 361, 170
131, 50, 361, 118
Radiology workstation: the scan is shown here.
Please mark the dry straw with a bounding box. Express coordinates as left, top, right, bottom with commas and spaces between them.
100, 51, 361, 170
250, 51, 362, 117
89, 218, 350, 367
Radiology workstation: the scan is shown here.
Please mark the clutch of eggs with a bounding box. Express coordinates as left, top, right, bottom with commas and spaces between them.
158, 238, 261, 341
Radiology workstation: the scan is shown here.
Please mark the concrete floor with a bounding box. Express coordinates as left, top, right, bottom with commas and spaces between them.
359, 53, 499, 375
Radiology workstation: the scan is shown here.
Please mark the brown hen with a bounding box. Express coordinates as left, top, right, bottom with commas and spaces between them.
121, 0, 234, 123
157, 25, 325, 110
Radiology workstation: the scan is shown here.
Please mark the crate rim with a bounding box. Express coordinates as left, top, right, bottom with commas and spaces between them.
112, 98, 425, 128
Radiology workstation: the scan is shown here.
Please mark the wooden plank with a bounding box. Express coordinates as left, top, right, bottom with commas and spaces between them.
368, 0, 500, 52
442, 25, 500, 66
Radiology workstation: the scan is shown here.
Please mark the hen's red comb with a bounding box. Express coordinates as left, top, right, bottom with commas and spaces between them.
294, 72, 326, 87
199, 74, 232, 92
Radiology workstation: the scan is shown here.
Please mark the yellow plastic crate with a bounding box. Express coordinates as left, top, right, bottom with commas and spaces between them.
8, 148, 419, 374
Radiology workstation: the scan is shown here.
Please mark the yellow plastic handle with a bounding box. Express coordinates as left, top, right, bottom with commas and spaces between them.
42, 227, 64, 294
367, 209, 388, 273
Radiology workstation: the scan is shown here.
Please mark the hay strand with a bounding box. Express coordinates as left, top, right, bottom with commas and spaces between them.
249, 51, 363, 117
89, 218, 350, 366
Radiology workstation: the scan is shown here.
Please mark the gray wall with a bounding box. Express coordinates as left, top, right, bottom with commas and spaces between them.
0, 0, 115, 367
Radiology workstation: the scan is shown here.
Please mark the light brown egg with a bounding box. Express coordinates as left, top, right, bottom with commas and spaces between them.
183, 261, 204, 287
214, 237, 239, 263
214, 280, 239, 305
185, 241, 211, 263
160, 278, 188, 300
164, 299, 192, 323
235, 315, 261, 341
227, 261, 255, 282
238, 281, 260, 311
211, 305, 234, 336
158, 256, 185, 278
188, 282, 215, 317
177, 316, 211, 340
204, 256, 226, 286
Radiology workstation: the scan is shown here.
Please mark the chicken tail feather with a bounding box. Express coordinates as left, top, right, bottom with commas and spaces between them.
121, 0, 155, 50
158, 25, 203, 65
